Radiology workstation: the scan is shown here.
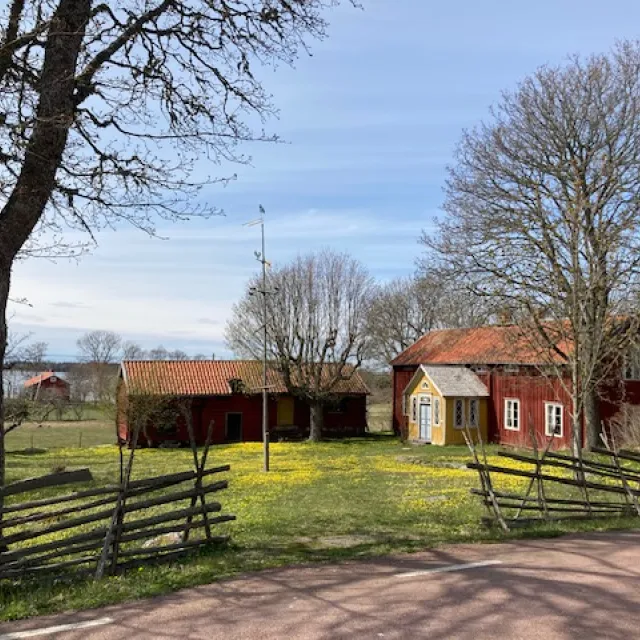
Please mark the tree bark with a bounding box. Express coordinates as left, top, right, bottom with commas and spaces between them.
308, 401, 324, 442
584, 389, 601, 451
571, 365, 583, 457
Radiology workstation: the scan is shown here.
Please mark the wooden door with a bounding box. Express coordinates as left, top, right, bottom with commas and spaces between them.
277, 397, 295, 426
419, 402, 432, 442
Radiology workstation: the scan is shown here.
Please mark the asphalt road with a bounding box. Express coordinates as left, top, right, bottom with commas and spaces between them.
2, 530, 640, 639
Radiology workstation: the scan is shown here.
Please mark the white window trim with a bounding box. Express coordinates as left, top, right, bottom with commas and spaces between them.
433, 397, 441, 426
454, 398, 465, 429
504, 398, 520, 431
469, 398, 479, 429
545, 402, 563, 438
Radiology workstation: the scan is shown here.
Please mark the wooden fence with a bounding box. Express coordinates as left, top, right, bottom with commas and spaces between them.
465, 430, 640, 531
0, 420, 235, 580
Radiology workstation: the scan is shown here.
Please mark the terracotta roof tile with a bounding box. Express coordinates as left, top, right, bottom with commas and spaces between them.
391, 325, 567, 367
121, 360, 369, 396
23, 371, 67, 388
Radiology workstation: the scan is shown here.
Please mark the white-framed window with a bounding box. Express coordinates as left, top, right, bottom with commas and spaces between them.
623, 349, 640, 381
504, 398, 520, 431
469, 398, 479, 428
545, 402, 563, 437
433, 397, 441, 425
454, 398, 464, 429
411, 397, 417, 422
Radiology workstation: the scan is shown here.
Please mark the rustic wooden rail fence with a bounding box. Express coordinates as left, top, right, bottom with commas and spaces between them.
465, 428, 640, 531
0, 418, 235, 580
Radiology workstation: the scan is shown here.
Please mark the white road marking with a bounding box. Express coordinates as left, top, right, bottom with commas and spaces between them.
0, 617, 114, 639
395, 560, 503, 578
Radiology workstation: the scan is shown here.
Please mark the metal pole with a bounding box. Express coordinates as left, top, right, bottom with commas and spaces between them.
261, 219, 270, 472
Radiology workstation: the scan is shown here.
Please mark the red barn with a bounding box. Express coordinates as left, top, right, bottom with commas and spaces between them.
391, 325, 640, 448
117, 360, 369, 446
23, 371, 70, 402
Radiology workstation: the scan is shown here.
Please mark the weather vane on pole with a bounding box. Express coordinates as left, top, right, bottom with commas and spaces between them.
244, 205, 277, 472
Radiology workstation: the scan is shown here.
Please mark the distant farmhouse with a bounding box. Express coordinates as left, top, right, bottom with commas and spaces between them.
117, 360, 369, 446
392, 325, 640, 448
23, 371, 71, 402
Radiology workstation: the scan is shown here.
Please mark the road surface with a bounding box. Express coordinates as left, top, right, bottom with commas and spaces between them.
1, 530, 639, 639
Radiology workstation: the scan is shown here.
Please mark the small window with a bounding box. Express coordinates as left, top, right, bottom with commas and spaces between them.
504, 365, 520, 374
50, 376, 57, 382
433, 397, 441, 426
545, 402, 563, 437
504, 398, 520, 431
454, 398, 464, 429
411, 397, 417, 422
469, 398, 479, 428
329, 398, 348, 414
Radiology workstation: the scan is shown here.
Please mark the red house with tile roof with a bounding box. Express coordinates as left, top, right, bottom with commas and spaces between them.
117, 360, 369, 446
23, 371, 70, 402
392, 325, 640, 449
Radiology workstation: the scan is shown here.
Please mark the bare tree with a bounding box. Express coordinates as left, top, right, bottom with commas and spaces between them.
366, 269, 492, 367
76, 330, 121, 402
226, 250, 373, 441
148, 346, 170, 361
122, 341, 146, 361
423, 42, 640, 451
21, 341, 48, 369
0, 1, 353, 509
77, 331, 122, 364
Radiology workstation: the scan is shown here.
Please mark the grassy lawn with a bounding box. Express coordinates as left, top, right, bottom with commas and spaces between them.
5, 420, 115, 450
0, 425, 637, 622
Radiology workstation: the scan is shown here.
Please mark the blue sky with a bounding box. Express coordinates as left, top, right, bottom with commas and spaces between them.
8, 0, 640, 360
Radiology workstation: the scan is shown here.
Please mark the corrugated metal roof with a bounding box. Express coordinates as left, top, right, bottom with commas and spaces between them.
391, 325, 567, 367
121, 360, 369, 396
420, 365, 489, 397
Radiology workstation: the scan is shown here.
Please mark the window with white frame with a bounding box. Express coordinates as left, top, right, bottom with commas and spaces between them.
504, 399, 520, 431
411, 397, 417, 422
454, 398, 464, 429
545, 403, 563, 437
623, 349, 640, 381
433, 397, 441, 425
469, 398, 479, 428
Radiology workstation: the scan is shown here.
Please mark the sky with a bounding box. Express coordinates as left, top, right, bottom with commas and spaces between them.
8, 0, 640, 361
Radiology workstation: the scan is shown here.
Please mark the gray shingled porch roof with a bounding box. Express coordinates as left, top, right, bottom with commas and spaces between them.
417, 365, 489, 398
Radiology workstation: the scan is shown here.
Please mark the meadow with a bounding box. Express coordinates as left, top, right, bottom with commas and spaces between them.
0, 417, 637, 621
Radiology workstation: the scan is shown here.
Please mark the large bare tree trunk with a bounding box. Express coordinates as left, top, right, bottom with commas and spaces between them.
584, 389, 601, 451
0, 264, 10, 546
0, 266, 9, 489
309, 401, 324, 442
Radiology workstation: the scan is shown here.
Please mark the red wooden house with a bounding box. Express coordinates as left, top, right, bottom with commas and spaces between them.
117, 360, 369, 446
23, 371, 70, 402
392, 325, 640, 448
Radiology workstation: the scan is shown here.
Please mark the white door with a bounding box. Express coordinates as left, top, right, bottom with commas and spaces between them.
419, 402, 432, 442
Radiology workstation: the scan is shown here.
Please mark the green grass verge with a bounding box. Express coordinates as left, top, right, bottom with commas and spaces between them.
0, 432, 637, 621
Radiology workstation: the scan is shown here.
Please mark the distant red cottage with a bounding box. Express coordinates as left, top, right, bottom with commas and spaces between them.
23, 372, 70, 402
392, 326, 640, 449
117, 360, 369, 446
